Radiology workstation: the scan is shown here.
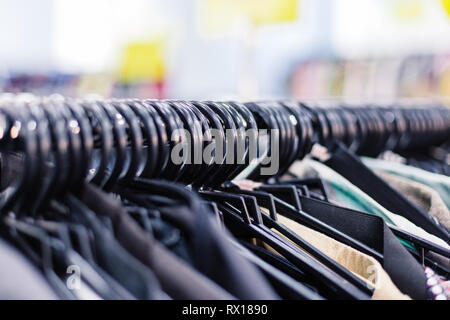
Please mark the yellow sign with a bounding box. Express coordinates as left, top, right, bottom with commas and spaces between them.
199, 0, 298, 34
391, 0, 424, 20
120, 37, 165, 83
443, 0, 450, 18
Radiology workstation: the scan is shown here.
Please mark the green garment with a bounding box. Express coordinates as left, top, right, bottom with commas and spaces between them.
361, 157, 450, 210
287, 159, 450, 251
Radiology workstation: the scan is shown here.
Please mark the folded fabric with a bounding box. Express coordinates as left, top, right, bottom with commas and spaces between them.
267, 216, 410, 300
376, 171, 450, 230
288, 159, 450, 249
361, 157, 450, 210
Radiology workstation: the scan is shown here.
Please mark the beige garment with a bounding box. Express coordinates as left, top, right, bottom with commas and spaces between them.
377, 171, 450, 229
376, 171, 450, 269
271, 215, 411, 300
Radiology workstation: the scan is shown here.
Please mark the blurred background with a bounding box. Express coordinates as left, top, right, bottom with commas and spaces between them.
1, 0, 450, 102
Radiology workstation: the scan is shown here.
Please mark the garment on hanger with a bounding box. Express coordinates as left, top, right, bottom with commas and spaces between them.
64, 196, 168, 300
382, 150, 450, 177
320, 144, 449, 243
362, 157, 450, 210
288, 158, 450, 249
79, 184, 237, 300
231, 240, 325, 300
0, 95, 448, 301
273, 190, 430, 299
266, 215, 410, 300
376, 171, 450, 230
231, 175, 438, 299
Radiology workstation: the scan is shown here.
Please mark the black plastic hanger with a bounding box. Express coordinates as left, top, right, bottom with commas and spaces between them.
182, 101, 215, 186
166, 100, 202, 183
219, 101, 250, 182
57, 98, 84, 194
0, 102, 39, 216
188, 101, 226, 188
277, 101, 304, 175
66, 99, 94, 190
252, 185, 384, 261
139, 100, 170, 178
320, 141, 450, 243
80, 100, 113, 187
189, 101, 226, 188
124, 99, 159, 179
202, 101, 238, 187
243, 102, 280, 182
219, 185, 373, 294
199, 190, 370, 300
110, 100, 143, 184
21, 97, 52, 216
65, 99, 90, 192
98, 100, 128, 191
145, 100, 182, 180
10, 98, 45, 217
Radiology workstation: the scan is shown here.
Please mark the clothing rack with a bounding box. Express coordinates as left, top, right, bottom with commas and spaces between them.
0, 96, 448, 188
0, 94, 449, 301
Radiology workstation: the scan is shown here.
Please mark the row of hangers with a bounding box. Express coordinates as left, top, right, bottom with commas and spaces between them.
0, 94, 448, 300
0, 95, 448, 191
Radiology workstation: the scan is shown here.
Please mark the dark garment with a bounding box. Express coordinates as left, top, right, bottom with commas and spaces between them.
296, 194, 428, 299
0, 238, 59, 299
67, 195, 164, 300
41, 220, 137, 300
80, 184, 235, 300
124, 179, 280, 300
125, 204, 192, 264
240, 241, 309, 283
0, 152, 23, 192
159, 205, 281, 300
397, 151, 450, 176
232, 240, 324, 300
238, 241, 323, 298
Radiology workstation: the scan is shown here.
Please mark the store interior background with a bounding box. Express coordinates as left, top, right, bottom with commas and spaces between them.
1, 0, 450, 102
